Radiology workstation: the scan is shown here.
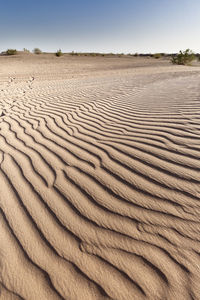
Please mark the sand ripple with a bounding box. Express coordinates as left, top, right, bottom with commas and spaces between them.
1, 63, 200, 300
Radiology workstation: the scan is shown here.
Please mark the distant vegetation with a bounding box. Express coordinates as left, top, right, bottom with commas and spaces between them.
196, 53, 200, 61
6, 49, 17, 55
69, 52, 155, 57
55, 49, 63, 57
70, 51, 106, 57
23, 48, 30, 53
171, 49, 196, 65
1, 48, 200, 64
33, 48, 42, 54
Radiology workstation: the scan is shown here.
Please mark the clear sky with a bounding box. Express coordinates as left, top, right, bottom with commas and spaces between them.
0, 0, 200, 53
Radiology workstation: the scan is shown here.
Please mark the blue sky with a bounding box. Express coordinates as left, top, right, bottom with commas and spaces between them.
0, 0, 200, 53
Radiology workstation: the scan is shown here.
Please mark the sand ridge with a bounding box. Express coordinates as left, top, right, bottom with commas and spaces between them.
0, 55, 200, 299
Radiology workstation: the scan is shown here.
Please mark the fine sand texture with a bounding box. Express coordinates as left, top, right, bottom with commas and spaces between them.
1, 54, 200, 300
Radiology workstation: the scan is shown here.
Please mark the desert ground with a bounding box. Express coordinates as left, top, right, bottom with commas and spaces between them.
0, 53, 200, 300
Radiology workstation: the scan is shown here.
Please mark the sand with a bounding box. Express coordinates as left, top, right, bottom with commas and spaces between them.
0, 53, 200, 300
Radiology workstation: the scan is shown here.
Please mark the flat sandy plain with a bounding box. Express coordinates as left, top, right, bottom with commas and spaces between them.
1, 53, 200, 300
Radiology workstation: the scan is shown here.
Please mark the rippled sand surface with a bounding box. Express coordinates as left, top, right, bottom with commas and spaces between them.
1, 54, 200, 300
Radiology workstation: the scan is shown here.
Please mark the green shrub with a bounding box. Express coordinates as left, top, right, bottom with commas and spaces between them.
55, 49, 63, 57
23, 48, 30, 53
33, 48, 42, 54
196, 53, 200, 61
6, 49, 17, 55
70, 51, 77, 56
153, 53, 162, 59
171, 49, 196, 65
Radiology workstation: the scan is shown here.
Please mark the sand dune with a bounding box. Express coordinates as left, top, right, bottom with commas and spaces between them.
1, 55, 200, 299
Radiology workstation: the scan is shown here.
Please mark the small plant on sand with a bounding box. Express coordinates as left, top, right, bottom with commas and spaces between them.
6, 49, 17, 55
70, 51, 78, 56
55, 49, 63, 57
23, 48, 30, 53
153, 53, 162, 59
171, 49, 196, 65
33, 48, 42, 54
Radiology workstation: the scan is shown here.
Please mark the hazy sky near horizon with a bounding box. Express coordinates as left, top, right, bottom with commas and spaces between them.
0, 0, 200, 53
